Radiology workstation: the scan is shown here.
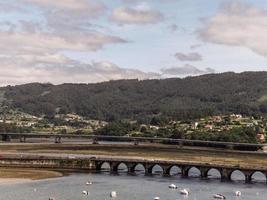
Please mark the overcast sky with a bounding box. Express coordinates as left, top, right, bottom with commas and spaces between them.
1, 0, 267, 85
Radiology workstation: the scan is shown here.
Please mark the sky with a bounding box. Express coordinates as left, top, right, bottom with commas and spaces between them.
1, 0, 267, 85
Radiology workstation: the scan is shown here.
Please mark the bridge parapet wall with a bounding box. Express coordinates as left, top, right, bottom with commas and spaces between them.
0, 157, 96, 170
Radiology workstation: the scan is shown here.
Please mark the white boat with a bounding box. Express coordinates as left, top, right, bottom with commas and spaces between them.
235, 191, 241, 196
110, 191, 117, 198
82, 190, 89, 195
168, 184, 177, 189
86, 181, 93, 185
180, 189, 189, 195
213, 194, 226, 199
154, 197, 160, 200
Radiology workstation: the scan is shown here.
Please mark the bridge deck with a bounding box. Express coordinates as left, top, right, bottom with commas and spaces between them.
0, 152, 266, 183
0, 133, 265, 150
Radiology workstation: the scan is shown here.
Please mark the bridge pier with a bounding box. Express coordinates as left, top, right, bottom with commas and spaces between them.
19, 135, 26, 143
243, 170, 254, 183
110, 162, 119, 173
220, 168, 232, 181
199, 167, 209, 179
245, 174, 252, 183
1, 134, 11, 142
95, 161, 105, 171
178, 141, 184, 148
144, 163, 154, 174
127, 163, 136, 173
55, 136, 62, 143
92, 137, 99, 144
162, 165, 171, 176
181, 166, 190, 177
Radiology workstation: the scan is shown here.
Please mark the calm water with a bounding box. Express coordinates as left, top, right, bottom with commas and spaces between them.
0, 168, 266, 200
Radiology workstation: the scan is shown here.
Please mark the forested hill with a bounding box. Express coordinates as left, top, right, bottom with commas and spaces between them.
3, 72, 267, 122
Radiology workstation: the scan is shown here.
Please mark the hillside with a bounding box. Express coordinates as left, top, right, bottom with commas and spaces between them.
2, 72, 267, 121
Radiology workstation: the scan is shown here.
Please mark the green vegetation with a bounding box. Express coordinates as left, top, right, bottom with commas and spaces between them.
186, 127, 258, 143
0, 122, 32, 133
2, 72, 267, 143
3, 72, 267, 122
95, 120, 260, 143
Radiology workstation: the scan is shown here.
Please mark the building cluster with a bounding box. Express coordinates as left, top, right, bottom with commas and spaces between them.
0, 110, 266, 143
0, 110, 107, 134
176, 114, 266, 143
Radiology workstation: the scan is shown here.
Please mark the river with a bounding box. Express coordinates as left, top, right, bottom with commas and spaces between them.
0, 167, 266, 200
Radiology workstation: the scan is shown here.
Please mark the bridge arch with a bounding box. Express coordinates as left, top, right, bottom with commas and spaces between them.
117, 162, 128, 172
229, 170, 246, 182
97, 161, 111, 171
148, 164, 164, 175
167, 165, 181, 176
207, 168, 222, 179
133, 163, 145, 173
187, 167, 201, 177
251, 171, 267, 183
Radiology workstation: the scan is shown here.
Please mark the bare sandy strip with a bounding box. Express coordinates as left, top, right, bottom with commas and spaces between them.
0, 168, 63, 185
0, 178, 31, 185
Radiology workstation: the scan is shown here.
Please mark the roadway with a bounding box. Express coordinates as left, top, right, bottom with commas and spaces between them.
0, 133, 265, 151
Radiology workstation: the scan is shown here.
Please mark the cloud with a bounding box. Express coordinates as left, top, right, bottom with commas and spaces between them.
0, 1, 155, 86
161, 64, 215, 76
0, 1, 126, 53
17, 0, 106, 35
20, 0, 105, 14
199, 2, 267, 57
121, 0, 175, 3
111, 7, 164, 25
0, 55, 160, 86
174, 52, 202, 61
0, 30, 126, 56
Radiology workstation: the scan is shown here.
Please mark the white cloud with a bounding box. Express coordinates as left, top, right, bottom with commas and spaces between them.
0, 55, 160, 86
111, 7, 163, 25
17, 0, 106, 35
0, 31, 126, 55
20, 0, 105, 14
161, 64, 215, 76
175, 52, 202, 61
200, 2, 267, 57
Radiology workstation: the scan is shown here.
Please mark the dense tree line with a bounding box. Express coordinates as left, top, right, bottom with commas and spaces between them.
95, 121, 260, 143
0, 123, 32, 133
3, 72, 267, 121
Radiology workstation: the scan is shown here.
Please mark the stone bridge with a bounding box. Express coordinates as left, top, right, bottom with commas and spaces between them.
0, 153, 266, 183
93, 157, 267, 183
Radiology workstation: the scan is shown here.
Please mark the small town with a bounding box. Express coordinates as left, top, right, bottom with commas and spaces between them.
0, 109, 266, 143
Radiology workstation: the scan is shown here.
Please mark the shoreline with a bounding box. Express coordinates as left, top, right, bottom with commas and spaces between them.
0, 168, 63, 185
0, 178, 32, 185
